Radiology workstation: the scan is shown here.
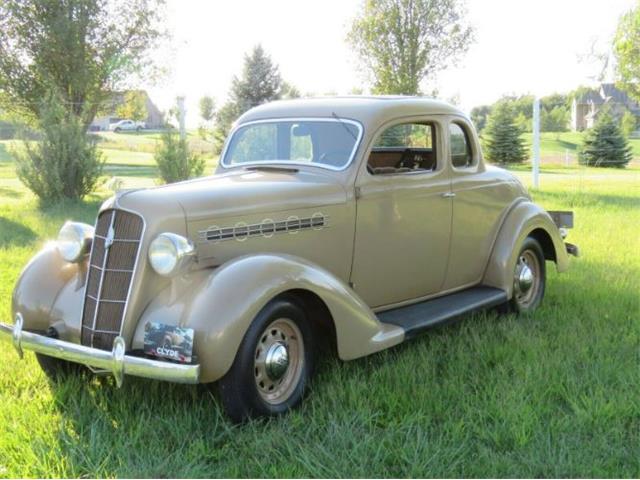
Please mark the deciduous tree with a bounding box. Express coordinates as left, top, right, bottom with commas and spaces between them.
116, 91, 148, 122
0, 0, 165, 201
347, 0, 474, 95
614, 2, 640, 101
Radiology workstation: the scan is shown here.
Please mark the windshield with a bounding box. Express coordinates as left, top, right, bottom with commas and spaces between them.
222, 119, 362, 170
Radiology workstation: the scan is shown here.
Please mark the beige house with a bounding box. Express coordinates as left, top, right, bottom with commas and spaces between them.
90, 90, 164, 131
571, 83, 640, 131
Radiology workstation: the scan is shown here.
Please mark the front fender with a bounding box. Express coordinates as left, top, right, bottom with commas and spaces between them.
133, 254, 404, 383
482, 201, 569, 296
11, 244, 84, 336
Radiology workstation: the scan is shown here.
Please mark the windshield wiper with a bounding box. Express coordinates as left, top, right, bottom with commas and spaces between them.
332, 111, 358, 141
244, 165, 299, 173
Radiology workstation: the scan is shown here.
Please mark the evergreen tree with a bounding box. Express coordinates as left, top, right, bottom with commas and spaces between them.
579, 113, 632, 168
482, 102, 528, 164
213, 45, 284, 153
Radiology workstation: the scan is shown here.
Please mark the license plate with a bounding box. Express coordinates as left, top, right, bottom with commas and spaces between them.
144, 322, 194, 363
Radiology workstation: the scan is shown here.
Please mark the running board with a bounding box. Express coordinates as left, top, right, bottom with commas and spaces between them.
377, 286, 508, 339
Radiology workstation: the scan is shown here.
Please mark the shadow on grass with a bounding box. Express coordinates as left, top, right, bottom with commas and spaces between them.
0, 186, 24, 199
0, 216, 37, 247
103, 165, 158, 178
0, 142, 14, 163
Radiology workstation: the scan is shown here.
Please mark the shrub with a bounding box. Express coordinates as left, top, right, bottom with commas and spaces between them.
579, 113, 632, 168
13, 95, 104, 202
154, 129, 206, 183
482, 102, 528, 164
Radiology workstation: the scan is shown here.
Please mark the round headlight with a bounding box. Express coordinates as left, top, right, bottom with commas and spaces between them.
57, 221, 94, 262
148, 233, 194, 277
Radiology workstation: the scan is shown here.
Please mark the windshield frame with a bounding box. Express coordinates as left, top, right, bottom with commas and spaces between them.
219, 117, 364, 172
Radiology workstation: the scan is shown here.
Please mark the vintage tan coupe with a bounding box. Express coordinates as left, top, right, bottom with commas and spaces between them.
1, 97, 578, 421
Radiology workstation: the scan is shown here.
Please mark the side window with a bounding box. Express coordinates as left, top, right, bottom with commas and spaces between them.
368, 122, 437, 174
449, 123, 473, 168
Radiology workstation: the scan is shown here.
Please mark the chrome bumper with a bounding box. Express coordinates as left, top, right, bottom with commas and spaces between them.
0, 314, 200, 386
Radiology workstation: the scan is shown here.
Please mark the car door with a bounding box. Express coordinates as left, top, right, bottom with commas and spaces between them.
442, 118, 509, 290
351, 118, 452, 308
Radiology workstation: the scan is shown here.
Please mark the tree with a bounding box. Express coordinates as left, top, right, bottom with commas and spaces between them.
199, 96, 216, 122
621, 110, 637, 138
470, 105, 491, 132
154, 129, 205, 183
13, 92, 103, 201
579, 113, 632, 168
347, 0, 474, 95
116, 91, 148, 122
0, 0, 164, 201
541, 106, 569, 132
212, 45, 285, 153
0, 0, 164, 128
540, 93, 568, 111
281, 82, 301, 100
482, 102, 528, 164
614, 2, 640, 101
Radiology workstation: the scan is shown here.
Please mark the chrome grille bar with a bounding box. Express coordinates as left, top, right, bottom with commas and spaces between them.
81, 209, 144, 350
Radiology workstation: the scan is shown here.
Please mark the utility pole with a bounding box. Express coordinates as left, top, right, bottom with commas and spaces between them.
177, 96, 186, 141
532, 97, 540, 188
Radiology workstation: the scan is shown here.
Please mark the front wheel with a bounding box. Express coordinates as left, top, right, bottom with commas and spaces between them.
218, 299, 314, 422
505, 237, 546, 314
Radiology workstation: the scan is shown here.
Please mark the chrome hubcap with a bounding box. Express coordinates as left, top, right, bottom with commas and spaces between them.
513, 249, 540, 307
515, 263, 534, 293
265, 342, 289, 380
253, 318, 304, 404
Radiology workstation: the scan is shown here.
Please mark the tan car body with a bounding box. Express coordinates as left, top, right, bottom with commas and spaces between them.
7, 97, 570, 384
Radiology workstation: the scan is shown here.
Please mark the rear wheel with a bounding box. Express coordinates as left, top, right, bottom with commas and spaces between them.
218, 299, 314, 422
504, 237, 546, 314
36, 353, 83, 380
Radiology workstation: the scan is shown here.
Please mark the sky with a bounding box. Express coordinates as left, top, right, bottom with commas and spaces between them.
146, 0, 637, 126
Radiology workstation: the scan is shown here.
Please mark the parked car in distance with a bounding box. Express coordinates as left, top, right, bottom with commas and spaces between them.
1, 97, 578, 422
109, 119, 145, 132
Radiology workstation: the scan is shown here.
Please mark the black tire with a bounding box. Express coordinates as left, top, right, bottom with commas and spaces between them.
114, 127, 121, 133
501, 236, 546, 314
36, 353, 84, 380
218, 298, 314, 423
136, 126, 142, 132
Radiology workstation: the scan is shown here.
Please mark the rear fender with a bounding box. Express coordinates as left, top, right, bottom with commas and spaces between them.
133, 254, 404, 383
483, 201, 569, 296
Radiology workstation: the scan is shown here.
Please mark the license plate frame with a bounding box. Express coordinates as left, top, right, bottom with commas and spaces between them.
143, 322, 194, 363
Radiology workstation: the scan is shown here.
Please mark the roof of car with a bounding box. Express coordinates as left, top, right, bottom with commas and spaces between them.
237, 96, 467, 126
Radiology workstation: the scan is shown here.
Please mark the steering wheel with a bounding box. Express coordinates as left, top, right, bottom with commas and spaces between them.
395, 148, 415, 169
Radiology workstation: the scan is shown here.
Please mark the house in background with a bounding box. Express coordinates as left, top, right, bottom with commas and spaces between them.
90, 90, 164, 131
571, 83, 640, 131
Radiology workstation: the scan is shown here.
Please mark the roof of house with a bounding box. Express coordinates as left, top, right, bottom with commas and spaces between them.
576, 83, 638, 108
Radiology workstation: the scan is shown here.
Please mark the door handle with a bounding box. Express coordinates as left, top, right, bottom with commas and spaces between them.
441, 192, 456, 198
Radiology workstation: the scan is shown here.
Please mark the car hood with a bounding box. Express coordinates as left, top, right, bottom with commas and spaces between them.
115, 168, 348, 223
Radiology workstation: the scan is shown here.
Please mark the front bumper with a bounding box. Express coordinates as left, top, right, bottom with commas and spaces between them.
0, 314, 200, 386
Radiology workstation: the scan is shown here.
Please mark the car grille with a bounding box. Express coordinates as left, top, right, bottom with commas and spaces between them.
80, 209, 144, 350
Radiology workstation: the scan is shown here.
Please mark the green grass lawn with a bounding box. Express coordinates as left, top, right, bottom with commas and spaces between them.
0, 151, 638, 476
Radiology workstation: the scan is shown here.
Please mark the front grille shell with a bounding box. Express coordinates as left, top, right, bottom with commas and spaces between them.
81, 209, 144, 350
